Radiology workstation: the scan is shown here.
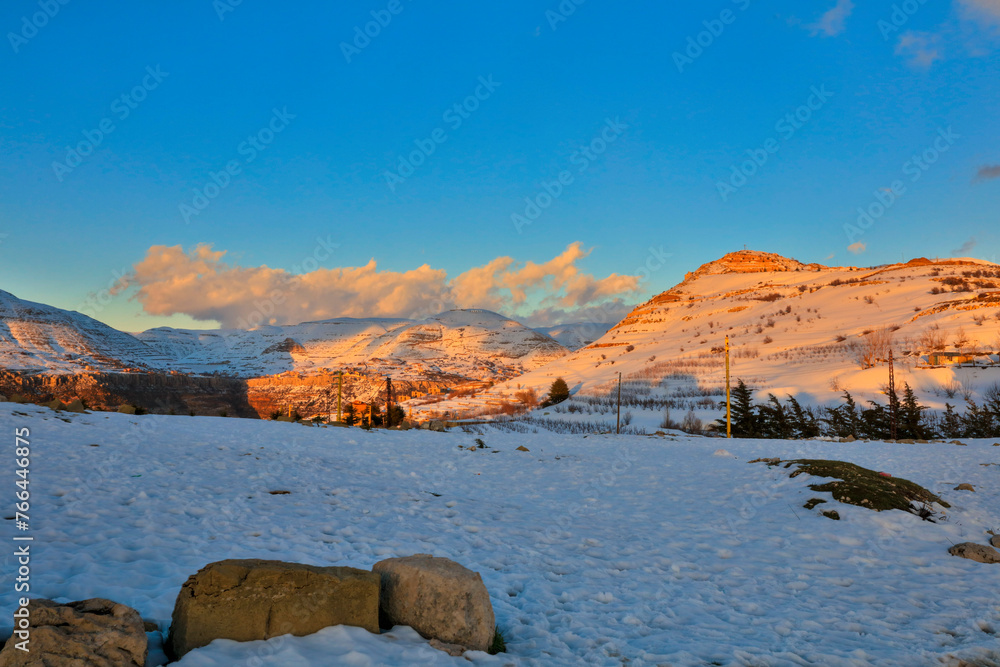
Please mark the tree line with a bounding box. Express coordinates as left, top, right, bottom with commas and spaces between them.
715, 379, 1000, 439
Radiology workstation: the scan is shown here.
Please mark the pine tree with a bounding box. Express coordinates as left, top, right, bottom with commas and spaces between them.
961, 399, 993, 437
940, 403, 963, 438
899, 383, 929, 439
343, 402, 356, 426
860, 400, 890, 440
547, 378, 570, 406
787, 395, 820, 439
729, 379, 759, 438
759, 394, 792, 439
823, 391, 860, 438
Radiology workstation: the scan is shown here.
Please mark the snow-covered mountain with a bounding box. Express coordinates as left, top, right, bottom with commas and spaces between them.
0, 289, 158, 373
136, 309, 568, 381
473, 250, 1000, 414
0, 290, 568, 383
533, 322, 612, 350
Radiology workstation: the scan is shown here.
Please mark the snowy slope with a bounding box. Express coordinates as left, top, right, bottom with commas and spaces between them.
0, 289, 568, 383
480, 252, 1000, 418
533, 322, 612, 351
0, 289, 158, 373
4, 402, 998, 666
136, 309, 568, 380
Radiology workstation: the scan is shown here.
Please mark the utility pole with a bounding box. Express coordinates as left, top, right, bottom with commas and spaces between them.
888, 349, 897, 441
386, 376, 393, 428
725, 335, 731, 439
337, 371, 343, 423
616, 372, 622, 435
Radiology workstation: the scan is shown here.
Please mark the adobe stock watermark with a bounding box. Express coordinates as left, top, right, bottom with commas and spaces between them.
673, 0, 753, 73
716, 84, 833, 202
384, 75, 501, 192
7, 0, 70, 54
511, 117, 629, 233
75, 266, 131, 320
213, 0, 244, 21
844, 126, 959, 245
545, 0, 587, 31
179, 107, 295, 224
878, 0, 931, 40
340, 0, 412, 64
51, 66, 169, 183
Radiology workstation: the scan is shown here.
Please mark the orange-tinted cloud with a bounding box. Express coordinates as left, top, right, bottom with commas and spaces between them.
125, 242, 642, 328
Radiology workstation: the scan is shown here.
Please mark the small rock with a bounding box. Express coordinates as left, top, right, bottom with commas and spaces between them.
821, 509, 840, 520
954, 483, 975, 492
64, 398, 87, 413
990, 535, 1000, 549
118, 404, 137, 415
429, 639, 468, 656
0, 598, 147, 666
948, 542, 1000, 564
899, 438, 916, 444
950, 440, 967, 446
516, 445, 530, 452
143, 619, 159, 632
373, 554, 495, 653
0, 394, 7, 402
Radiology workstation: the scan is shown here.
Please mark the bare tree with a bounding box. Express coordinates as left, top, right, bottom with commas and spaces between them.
953, 326, 971, 354
919, 324, 947, 352
852, 326, 894, 370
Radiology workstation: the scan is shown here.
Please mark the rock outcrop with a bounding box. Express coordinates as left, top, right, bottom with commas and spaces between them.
0, 598, 146, 667
948, 542, 1000, 564
167, 559, 380, 659
0, 370, 257, 417
373, 554, 495, 653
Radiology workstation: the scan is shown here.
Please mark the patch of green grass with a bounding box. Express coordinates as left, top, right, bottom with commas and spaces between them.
783, 459, 950, 516
488, 626, 506, 655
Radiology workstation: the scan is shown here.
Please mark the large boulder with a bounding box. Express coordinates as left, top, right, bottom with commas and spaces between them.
168, 559, 380, 659
373, 554, 495, 653
0, 598, 146, 666
948, 542, 1000, 564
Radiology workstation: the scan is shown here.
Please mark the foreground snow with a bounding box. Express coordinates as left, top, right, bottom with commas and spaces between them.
3, 404, 999, 666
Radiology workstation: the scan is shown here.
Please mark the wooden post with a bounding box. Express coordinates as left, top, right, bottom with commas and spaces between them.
386, 376, 393, 428
725, 335, 731, 439
616, 372, 622, 435
337, 371, 342, 423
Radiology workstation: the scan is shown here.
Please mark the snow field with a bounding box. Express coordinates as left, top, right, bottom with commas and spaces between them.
2, 403, 999, 666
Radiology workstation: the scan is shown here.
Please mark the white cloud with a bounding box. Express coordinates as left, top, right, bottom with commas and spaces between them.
808, 0, 855, 36
957, 0, 1000, 26
847, 241, 866, 255
895, 31, 943, 67
123, 242, 643, 328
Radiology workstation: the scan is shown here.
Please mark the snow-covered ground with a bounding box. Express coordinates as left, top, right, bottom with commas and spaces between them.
3, 402, 999, 666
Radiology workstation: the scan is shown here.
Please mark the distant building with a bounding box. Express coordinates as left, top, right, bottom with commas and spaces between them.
924, 351, 995, 366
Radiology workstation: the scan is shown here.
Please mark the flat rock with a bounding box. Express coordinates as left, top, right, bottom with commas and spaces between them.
429, 638, 468, 656
373, 554, 495, 653
168, 559, 380, 659
991, 535, 1000, 549
0, 598, 146, 667
948, 542, 1000, 564
516, 445, 530, 452
953, 483, 975, 492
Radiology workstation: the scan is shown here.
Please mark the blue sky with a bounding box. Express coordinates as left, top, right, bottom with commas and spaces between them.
1, 0, 998, 331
